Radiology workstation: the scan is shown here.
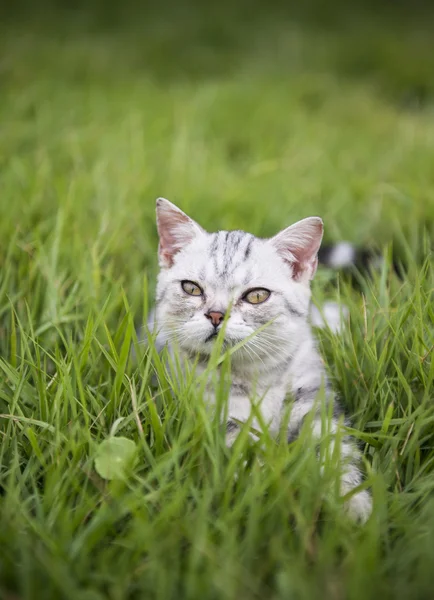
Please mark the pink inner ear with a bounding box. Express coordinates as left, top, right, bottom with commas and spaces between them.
158, 212, 188, 264
158, 211, 193, 267
291, 255, 318, 281
270, 217, 323, 282
156, 198, 203, 267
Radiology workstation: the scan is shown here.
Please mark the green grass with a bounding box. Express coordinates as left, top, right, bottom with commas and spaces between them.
1, 1, 434, 598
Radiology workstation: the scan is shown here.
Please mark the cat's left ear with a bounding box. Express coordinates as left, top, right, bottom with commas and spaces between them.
156, 198, 205, 268
270, 217, 324, 282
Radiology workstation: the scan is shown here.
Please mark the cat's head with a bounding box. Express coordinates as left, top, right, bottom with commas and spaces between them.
155, 198, 323, 366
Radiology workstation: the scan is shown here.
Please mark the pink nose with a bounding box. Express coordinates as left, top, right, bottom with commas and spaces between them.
205, 311, 225, 328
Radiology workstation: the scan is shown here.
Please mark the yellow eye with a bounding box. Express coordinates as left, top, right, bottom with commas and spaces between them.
243, 288, 271, 304
181, 280, 203, 296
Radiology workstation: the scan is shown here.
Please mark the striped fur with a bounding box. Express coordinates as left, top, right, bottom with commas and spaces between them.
153, 198, 372, 523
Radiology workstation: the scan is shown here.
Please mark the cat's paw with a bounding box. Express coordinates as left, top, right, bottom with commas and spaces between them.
344, 489, 372, 524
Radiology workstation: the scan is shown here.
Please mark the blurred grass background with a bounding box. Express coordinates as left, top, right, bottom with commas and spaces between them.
0, 1, 434, 598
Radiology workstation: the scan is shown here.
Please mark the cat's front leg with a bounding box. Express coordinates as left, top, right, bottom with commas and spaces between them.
317, 426, 372, 523
203, 386, 249, 447
337, 439, 372, 523
223, 388, 256, 447
225, 418, 242, 447
288, 386, 372, 523
224, 386, 278, 448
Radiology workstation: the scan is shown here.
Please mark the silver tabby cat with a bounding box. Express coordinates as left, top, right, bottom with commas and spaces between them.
152, 197, 372, 523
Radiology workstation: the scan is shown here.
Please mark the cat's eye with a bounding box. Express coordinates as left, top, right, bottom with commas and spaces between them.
181, 280, 203, 297
243, 288, 271, 305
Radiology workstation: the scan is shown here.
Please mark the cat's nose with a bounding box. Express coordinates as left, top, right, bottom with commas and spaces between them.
205, 311, 225, 328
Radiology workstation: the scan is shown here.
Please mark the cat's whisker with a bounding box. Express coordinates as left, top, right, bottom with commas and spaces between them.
250, 336, 278, 350
243, 341, 267, 368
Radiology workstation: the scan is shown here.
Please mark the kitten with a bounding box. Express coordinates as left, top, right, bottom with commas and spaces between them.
152, 197, 372, 523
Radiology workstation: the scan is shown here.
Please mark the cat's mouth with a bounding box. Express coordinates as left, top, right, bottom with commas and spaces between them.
205, 330, 219, 343
204, 331, 236, 348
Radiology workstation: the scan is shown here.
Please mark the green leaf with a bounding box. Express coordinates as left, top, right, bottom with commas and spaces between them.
94, 437, 137, 481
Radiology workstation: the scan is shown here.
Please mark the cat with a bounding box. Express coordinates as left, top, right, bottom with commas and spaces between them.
151, 197, 372, 523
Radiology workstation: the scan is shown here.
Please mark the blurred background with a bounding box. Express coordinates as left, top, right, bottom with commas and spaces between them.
1, 0, 434, 306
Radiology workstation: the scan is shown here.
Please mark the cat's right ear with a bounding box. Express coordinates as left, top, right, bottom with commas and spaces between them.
156, 198, 205, 268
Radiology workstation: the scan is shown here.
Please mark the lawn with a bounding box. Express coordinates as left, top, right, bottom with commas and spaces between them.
0, 1, 434, 598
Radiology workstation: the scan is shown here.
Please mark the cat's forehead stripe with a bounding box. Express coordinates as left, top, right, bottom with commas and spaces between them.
243, 237, 253, 260
209, 230, 254, 279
